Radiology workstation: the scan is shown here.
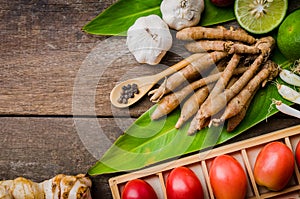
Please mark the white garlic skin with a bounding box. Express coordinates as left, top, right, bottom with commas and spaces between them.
126, 15, 173, 65
161, 0, 205, 30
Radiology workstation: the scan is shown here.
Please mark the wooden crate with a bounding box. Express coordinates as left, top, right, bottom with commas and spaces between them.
109, 125, 300, 199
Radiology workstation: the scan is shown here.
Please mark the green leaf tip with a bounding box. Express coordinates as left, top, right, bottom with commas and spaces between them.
82, 0, 162, 36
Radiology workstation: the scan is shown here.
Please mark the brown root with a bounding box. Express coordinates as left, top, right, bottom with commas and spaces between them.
176, 26, 256, 44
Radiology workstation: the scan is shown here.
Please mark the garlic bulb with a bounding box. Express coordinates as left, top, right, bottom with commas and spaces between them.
126, 15, 173, 65
160, 0, 205, 30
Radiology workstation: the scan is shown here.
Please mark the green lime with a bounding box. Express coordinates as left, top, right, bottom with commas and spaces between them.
234, 0, 288, 34
277, 9, 300, 61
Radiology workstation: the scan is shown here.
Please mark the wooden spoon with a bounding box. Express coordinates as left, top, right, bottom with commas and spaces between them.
110, 54, 200, 108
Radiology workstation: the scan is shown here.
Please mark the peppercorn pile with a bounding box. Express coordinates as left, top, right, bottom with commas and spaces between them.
118, 83, 139, 104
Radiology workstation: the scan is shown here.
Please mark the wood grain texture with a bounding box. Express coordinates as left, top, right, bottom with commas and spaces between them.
0, 117, 127, 198
0, 116, 299, 198
1, 0, 300, 199
0, 0, 176, 117
0, 117, 123, 179
1, 37, 182, 117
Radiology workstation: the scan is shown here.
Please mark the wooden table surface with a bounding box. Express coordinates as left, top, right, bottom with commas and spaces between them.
1, 1, 300, 198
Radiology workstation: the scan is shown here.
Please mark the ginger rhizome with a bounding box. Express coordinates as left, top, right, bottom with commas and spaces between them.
149, 51, 228, 102
0, 174, 92, 199
176, 26, 256, 44
149, 26, 279, 134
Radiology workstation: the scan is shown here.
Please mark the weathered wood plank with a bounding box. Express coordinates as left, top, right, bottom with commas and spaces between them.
0, 41, 168, 117
1, 30, 183, 117
0, 116, 299, 198
0, 116, 127, 199
0, 0, 106, 54
0, 0, 174, 117
0, 117, 120, 180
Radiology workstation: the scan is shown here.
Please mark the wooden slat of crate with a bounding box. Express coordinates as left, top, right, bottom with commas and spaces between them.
109, 125, 300, 199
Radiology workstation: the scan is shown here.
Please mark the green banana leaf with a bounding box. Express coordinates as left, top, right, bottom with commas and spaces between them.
85, 0, 293, 176
88, 56, 293, 176
82, 0, 235, 36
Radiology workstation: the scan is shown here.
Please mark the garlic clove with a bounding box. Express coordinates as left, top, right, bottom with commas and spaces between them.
126, 14, 173, 65
273, 100, 300, 119
277, 84, 300, 105
279, 69, 300, 87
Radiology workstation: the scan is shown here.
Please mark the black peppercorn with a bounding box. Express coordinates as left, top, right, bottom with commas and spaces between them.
118, 83, 140, 104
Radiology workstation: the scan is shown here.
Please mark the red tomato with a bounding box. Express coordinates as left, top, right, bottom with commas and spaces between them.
166, 166, 204, 199
209, 154, 247, 199
254, 141, 295, 191
296, 141, 300, 167
121, 179, 158, 199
